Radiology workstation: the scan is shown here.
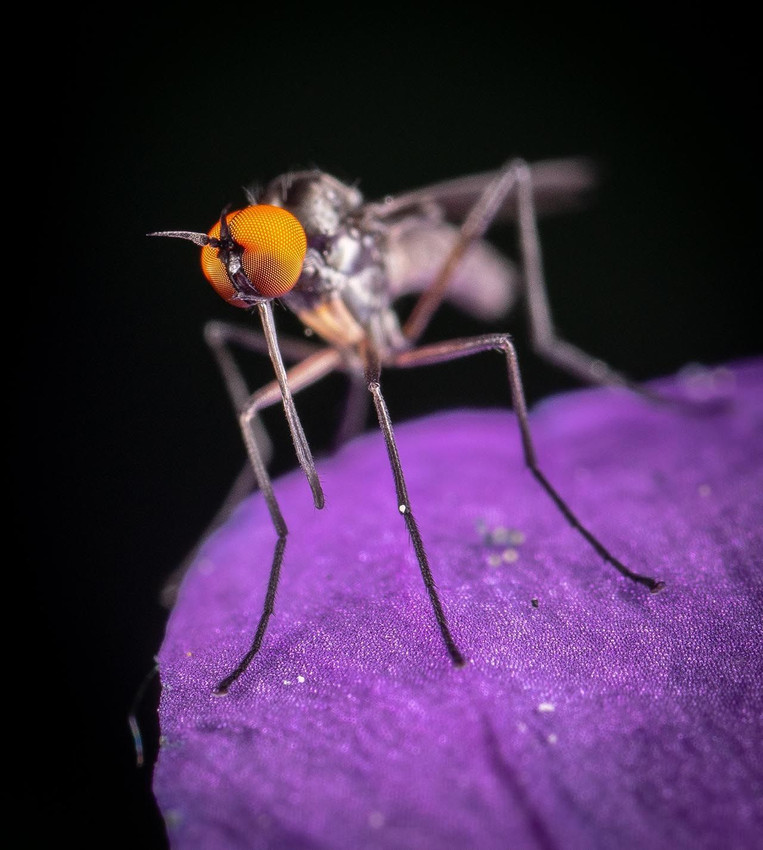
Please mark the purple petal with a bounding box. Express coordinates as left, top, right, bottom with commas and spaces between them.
154, 359, 763, 849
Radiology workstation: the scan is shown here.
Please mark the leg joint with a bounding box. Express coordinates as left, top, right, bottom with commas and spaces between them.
488, 333, 516, 357
239, 398, 261, 425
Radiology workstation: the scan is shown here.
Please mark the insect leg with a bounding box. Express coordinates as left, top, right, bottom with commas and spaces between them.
205, 319, 324, 397
394, 334, 665, 592
254, 302, 328, 512
237, 339, 344, 527
205, 320, 368, 452
204, 319, 365, 515
402, 158, 529, 344
215, 345, 344, 694
162, 322, 329, 608
363, 351, 465, 666
214, 534, 288, 695
205, 317, 325, 462
512, 161, 664, 401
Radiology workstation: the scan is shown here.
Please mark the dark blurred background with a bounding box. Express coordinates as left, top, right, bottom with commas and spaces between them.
24, 8, 757, 846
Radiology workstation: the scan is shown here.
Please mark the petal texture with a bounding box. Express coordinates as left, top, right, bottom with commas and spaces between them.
155, 359, 762, 849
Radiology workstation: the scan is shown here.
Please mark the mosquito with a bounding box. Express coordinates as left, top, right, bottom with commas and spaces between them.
151, 157, 665, 695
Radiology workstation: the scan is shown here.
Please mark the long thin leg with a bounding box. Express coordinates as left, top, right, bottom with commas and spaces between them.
401, 158, 668, 402
170, 322, 361, 612
191, 319, 325, 563
214, 537, 287, 695
236, 342, 343, 527
205, 319, 325, 462
403, 159, 524, 344
205, 318, 370, 464
214, 344, 344, 693
245, 303, 325, 514
394, 333, 665, 592
162, 322, 306, 610
364, 350, 465, 665
511, 162, 663, 400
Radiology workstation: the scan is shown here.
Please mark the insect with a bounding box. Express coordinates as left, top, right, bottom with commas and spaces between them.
151, 157, 665, 694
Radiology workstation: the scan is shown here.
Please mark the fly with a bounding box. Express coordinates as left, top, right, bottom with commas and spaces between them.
150, 157, 665, 694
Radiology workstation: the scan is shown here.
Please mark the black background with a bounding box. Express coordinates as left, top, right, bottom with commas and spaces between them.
25, 9, 757, 847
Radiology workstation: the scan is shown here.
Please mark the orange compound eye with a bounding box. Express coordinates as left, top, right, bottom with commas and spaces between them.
200, 205, 307, 307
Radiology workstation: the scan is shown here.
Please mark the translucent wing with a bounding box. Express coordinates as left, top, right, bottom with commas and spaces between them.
369, 158, 598, 322
366, 157, 597, 223
384, 220, 520, 321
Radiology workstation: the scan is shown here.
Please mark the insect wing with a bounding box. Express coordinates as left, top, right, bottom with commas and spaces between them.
383, 219, 520, 322
366, 157, 597, 224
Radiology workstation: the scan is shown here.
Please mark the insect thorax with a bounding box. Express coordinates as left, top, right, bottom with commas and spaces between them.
261, 171, 399, 348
